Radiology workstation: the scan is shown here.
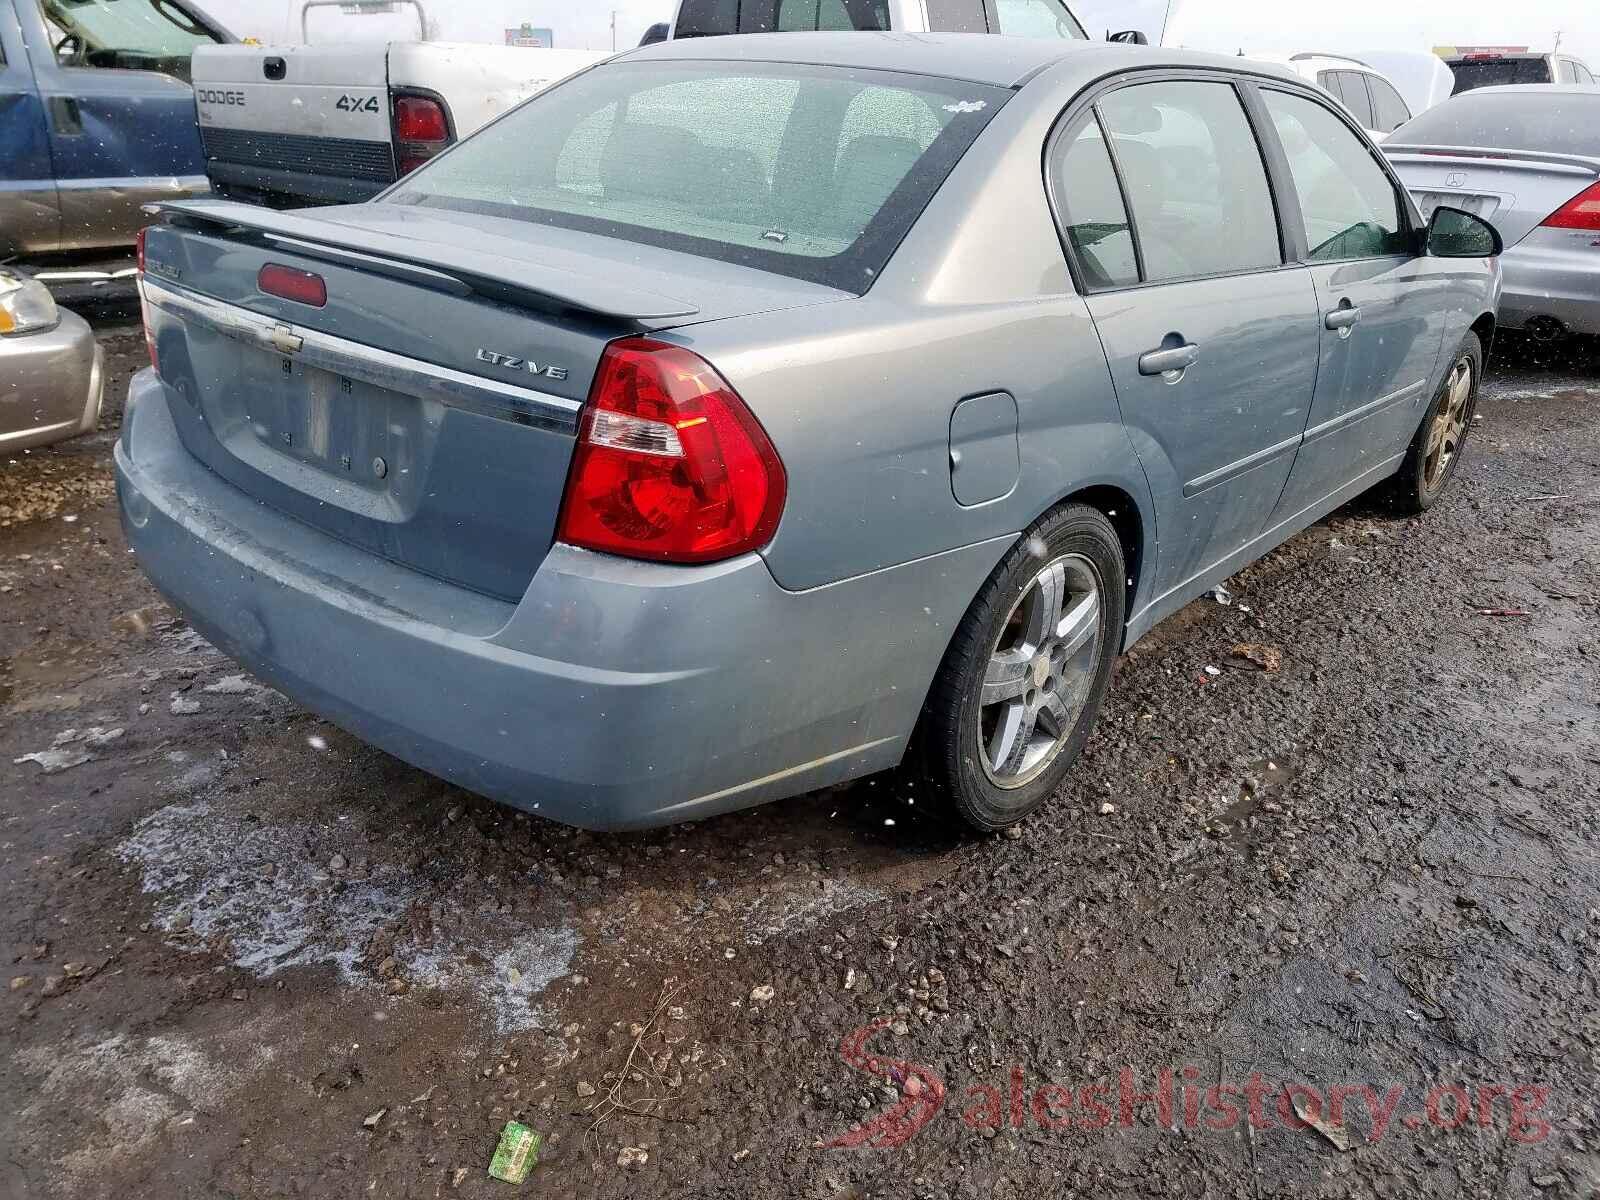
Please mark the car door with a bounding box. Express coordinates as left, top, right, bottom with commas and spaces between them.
0, 3, 59, 256
17, 0, 219, 253
1255, 84, 1448, 520
1052, 76, 1321, 597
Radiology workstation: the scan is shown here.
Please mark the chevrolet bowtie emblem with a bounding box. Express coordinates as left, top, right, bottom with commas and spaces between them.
269, 324, 303, 354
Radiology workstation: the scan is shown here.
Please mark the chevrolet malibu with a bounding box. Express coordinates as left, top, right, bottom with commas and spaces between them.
118, 35, 1501, 832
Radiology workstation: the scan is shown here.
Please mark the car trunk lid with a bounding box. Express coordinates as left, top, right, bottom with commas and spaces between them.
139, 200, 847, 601
1387, 146, 1600, 248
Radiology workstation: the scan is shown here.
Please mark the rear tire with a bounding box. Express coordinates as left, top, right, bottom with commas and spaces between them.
1389, 333, 1482, 514
915, 504, 1125, 833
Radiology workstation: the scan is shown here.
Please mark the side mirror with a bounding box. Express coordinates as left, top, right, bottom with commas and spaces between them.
1427, 206, 1502, 258
638, 21, 669, 46
1107, 29, 1149, 45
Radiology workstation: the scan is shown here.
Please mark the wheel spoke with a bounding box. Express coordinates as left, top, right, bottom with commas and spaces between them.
1022, 561, 1067, 647
988, 701, 1038, 777
982, 650, 1031, 705
1036, 690, 1072, 739
1056, 591, 1099, 658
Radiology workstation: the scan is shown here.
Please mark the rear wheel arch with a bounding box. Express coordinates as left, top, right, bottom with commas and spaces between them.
1055, 484, 1146, 645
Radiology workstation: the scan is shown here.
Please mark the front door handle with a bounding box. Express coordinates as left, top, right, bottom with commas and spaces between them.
1138, 343, 1200, 377
48, 96, 83, 136
1325, 303, 1362, 335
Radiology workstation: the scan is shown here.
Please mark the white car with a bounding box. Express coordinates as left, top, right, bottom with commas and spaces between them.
1250, 53, 1414, 140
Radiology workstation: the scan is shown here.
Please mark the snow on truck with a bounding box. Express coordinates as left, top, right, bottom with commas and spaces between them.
190, 0, 606, 208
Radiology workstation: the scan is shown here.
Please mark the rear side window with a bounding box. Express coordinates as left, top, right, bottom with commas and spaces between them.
387, 61, 1009, 292
925, 0, 987, 33
1263, 89, 1407, 262
1392, 90, 1600, 155
992, 0, 1087, 39
1450, 57, 1552, 93
1050, 117, 1138, 288
1334, 72, 1376, 128
1367, 75, 1411, 134
674, 0, 889, 34
1094, 80, 1282, 282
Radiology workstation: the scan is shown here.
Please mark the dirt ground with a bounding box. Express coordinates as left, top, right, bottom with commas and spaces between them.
3, 317, 1598, 1200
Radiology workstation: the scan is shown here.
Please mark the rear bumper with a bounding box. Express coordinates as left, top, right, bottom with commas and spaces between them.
0, 310, 104, 451
1498, 239, 1600, 335
115, 370, 1008, 829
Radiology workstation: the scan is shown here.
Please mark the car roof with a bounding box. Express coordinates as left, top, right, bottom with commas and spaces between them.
1452, 84, 1600, 96
618, 31, 1296, 90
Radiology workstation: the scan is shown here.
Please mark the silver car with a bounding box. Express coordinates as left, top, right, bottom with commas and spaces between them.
117, 35, 1500, 832
1388, 86, 1600, 341
0, 269, 104, 452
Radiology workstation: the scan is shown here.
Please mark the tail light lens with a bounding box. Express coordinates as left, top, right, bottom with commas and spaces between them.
1542, 181, 1600, 230
258, 263, 328, 307
558, 339, 786, 564
136, 226, 158, 371
393, 95, 452, 175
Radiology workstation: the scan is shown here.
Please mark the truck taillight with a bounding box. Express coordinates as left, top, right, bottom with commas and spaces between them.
1542, 181, 1600, 231
557, 339, 786, 564
136, 226, 158, 372
393, 95, 452, 175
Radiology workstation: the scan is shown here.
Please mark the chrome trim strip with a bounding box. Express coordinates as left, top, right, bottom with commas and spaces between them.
1183, 432, 1303, 498
141, 278, 582, 433
1302, 380, 1427, 444
54, 174, 211, 192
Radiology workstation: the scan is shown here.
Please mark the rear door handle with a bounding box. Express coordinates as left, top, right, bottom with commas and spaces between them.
48, 96, 83, 136
1138, 343, 1200, 377
1325, 304, 1362, 334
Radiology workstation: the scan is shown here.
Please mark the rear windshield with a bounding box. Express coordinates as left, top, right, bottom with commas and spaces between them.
675, 0, 891, 35
384, 61, 1010, 292
1449, 58, 1552, 93
1391, 90, 1600, 155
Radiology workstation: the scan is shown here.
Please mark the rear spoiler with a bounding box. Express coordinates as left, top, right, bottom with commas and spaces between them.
1383, 145, 1600, 177
143, 199, 701, 321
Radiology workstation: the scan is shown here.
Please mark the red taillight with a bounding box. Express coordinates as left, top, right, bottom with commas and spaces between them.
1542, 181, 1600, 230
136, 226, 158, 371
393, 95, 452, 175
557, 339, 786, 564
258, 263, 328, 307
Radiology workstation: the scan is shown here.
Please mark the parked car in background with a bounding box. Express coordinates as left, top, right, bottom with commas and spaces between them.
190, 1, 606, 209
1353, 50, 1456, 120
0, 268, 103, 451
1387, 86, 1600, 342
121, 35, 1499, 833
0, 0, 225, 264
1250, 53, 1412, 139
1445, 50, 1595, 93
666, 0, 1106, 40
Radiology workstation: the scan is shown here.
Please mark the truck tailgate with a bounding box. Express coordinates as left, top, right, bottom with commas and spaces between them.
192, 45, 397, 199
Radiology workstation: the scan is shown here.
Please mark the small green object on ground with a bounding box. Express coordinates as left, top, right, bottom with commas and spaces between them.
488, 1121, 541, 1185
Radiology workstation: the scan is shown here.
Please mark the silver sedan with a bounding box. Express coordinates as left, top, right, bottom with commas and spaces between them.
0, 270, 104, 452
1388, 86, 1600, 341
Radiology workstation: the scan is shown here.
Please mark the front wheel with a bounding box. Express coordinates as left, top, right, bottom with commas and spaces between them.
915, 504, 1125, 833
1389, 333, 1482, 513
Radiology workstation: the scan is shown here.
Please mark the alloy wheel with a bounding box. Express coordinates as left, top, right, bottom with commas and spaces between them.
977, 553, 1104, 789
1423, 357, 1473, 494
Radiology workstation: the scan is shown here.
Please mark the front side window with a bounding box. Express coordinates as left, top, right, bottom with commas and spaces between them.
1368, 76, 1411, 134
37, 0, 221, 78
1263, 88, 1408, 262
1050, 116, 1138, 288
1333, 72, 1376, 128
1094, 80, 1281, 283
1577, 64, 1596, 85
992, 0, 1087, 39
388, 61, 1009, 292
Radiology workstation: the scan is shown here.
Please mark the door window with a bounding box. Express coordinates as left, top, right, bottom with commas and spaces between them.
992, 0, 1087, 39
1333, 71, 1376, 128
1366, 76, 1411, 134
1577, 64, 1596, 85
1050, 116, 1138, 289
1262, 88, 1409, 262
1094, 80, 1282, 283
1558, 60, 1578, 83
925, 0, 988, 32
36, 0, 221, 79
